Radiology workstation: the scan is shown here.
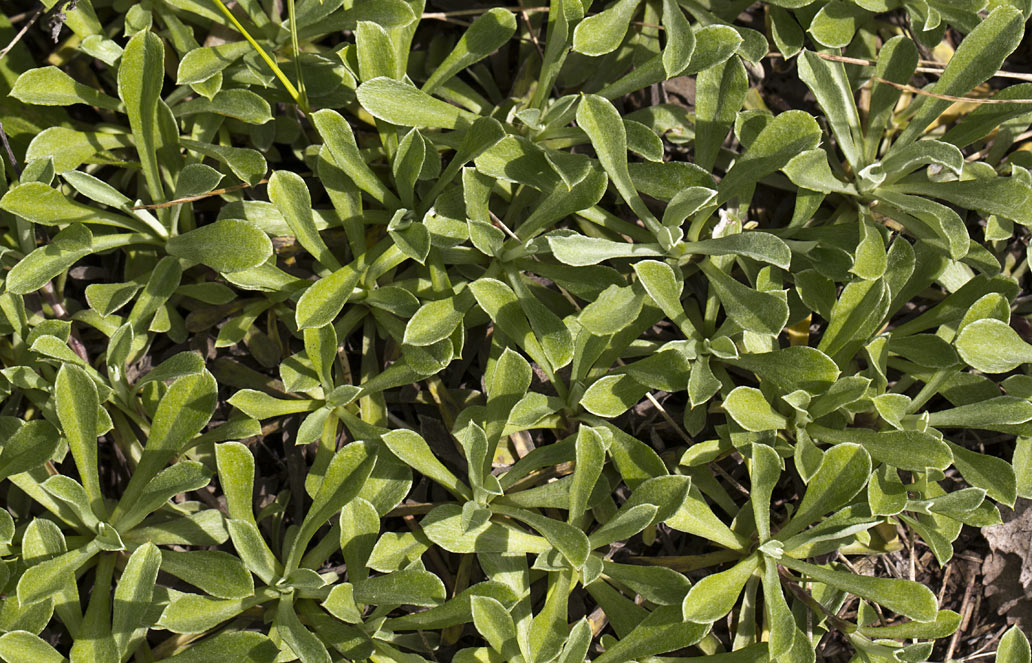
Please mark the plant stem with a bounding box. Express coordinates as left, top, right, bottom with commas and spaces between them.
211, 0, 308, 113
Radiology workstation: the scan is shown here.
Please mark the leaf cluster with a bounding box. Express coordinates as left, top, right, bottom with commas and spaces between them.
0, 1, 1030, 662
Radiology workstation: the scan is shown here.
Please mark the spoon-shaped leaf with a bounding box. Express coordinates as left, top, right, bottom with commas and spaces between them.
955, 318, 1032, 374
779, 556, 938, 622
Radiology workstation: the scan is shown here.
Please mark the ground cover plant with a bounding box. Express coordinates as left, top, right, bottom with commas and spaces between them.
0, 0, 1031, 661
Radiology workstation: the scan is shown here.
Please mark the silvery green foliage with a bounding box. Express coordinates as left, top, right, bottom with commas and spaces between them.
0, 0, 1030, 661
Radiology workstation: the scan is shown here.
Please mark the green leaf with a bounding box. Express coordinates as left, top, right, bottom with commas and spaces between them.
162, 632, 278, 663
166, 219, 273, 273
624, 119, 664, 162
116, 461, 212, 531
852, 218, 888, 280
682, 554, 760, 623
355, 20, 397, 81
858, 609, 961, 640
215, 442, 257, 524
881, 139, 964, 181
383, 429, 471, 501
357, 77, 476, 129
660, 0, 695, 76
286, 442, 378, 571
471, 596, 520, 659
807, 0, 866, 48
493, 504, 590, 567
423, 8, 517, 94
684, 232, 793, 270
55, 364, 103, 515
548, 234, 665, 266
112, 542, 161, 658
173, 89, 273, 124
12, 66, 121, 110
725, 346, 839, 395
295, 263, 364, 330
887, 174, 1031, 225
18, 541, 101, 606
783, 149, 855, 195
134, 351, 206, 390
593, 604, 709, 663
227, 519, 280, 585
717, 110, 821, 203
158, 592, 264, 635
385, 581, 518, 631
603, 561, 691, 606
313, 109, 399, 207
955, 318, 1032, 373
469, 278, 552, 372
40, 475, 100, 531
341, 498, 380, 580
761, 557, 806, 663
695, 56, 747, 171
700, 262, 789, 336
321, 583, 362, 623
811, 425, 952, 472
683, 25, 743, 75
6, 223, 94, 295
112, 372, 217, 524
572, 0, 643, 56
897, 6, 1025, 146
928, 396, 1032, 429
0, 631, 65, 663
570, 426, 606, 523
949, 441, 1017, 507
779, 556, 938, 621
777, 443, 871, 542
0, 420, 61, 482
354, 568, 446, 606
581, 374, 649, 418
118, 29, 166, 203
267, 170, 340, 271
177, 41, 253, 84
724, 387, 787, 432
589, 503, 658, 549
86, 282, 141, 317
797, 50, 862, 168
0, 182, 141, 230
633, 260, 693, 336
751, 443, 782, 542
161, 550, 255, 599
404, 291, 474, 347
818, 279, 890, 364
276, 597, 332, 663
577, 94, 667, 246
997, 627, 1031, 663
579, 284, 645, 336
421, 504, 551, 555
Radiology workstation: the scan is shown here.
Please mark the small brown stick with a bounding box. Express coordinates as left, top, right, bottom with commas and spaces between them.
936, 562, 954, 605
422, 7, 549, 20
0, 4, 43, 61
40, 280, 90, 362
769, 51, 1032, 103
869, 76, 1032, 105
0, 119, 18, 172
131, 178, 269, 210
8, 9, 39, 23
945, 561, 978, 662
517, 0, 545, 60
770, 51, 1032, 84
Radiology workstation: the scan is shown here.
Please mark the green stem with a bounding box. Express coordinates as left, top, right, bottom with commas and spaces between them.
211, 0, 308, 113
287, 0, 309, 113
